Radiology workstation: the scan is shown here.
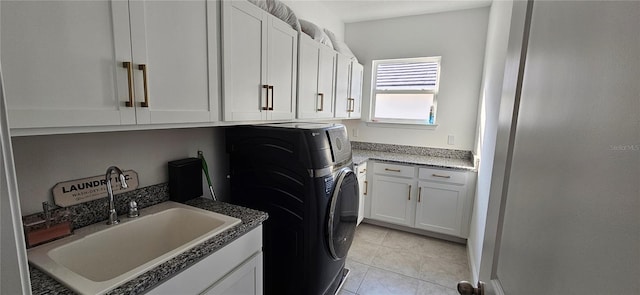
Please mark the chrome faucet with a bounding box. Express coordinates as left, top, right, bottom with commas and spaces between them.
105, 166, 128, 225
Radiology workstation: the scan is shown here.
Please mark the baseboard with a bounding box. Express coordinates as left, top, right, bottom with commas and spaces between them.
362, 219, 467, 244
467, 246, 479, 283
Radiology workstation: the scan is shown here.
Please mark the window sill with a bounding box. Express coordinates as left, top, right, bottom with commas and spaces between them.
365, 121, 438, 130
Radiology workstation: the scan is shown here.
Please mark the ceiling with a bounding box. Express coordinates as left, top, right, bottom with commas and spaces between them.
319, 0, 493, 23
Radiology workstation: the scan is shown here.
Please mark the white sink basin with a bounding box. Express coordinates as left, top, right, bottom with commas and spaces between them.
28, 201, 241, 295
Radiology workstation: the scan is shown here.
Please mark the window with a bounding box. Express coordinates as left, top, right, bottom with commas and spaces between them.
371, 57, 441, 125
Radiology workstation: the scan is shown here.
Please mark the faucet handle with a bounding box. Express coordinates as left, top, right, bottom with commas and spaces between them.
128, 200, 139, 218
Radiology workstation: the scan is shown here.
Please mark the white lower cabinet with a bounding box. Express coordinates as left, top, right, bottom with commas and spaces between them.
203, 252, 263, 295
369, 162, 474, 238
416, 180, 466, 236
148, 225, 263, 295
355, 162, 368, 226
370, 175, 415, 227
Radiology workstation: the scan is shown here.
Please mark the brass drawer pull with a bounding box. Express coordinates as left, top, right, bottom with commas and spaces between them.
432, 174, 451, 179
418, 187, 422, 202
138, 64, 149, 107
262, 85, 269, 110
123, 62, 134, 107
408, 185, 411, 200
317, 93, 324, 111
385, 168, 401, 172
364, 180, 368, 195
268, 85, 274, 110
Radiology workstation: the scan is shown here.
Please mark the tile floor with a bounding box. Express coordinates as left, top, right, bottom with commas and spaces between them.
340, 223, 471, 295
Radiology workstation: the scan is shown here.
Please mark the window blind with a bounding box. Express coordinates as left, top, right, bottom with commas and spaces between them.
375, 61, 439, 91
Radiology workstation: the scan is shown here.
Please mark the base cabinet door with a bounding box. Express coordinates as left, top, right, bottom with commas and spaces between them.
356, 162, 368, 225
415, 181, 465, 236
203, 252, 263, 295
370, 175, 415, 227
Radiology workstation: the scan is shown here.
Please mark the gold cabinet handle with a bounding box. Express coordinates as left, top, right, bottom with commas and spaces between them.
123, 62, 134, 107
347, 98, 355, 112
317, 93, 324, 111
268, 85, 274, 110
418, 187, 422, 202
261, 85, 269, 110
432, 174, 451, 179
138, 64, 149, 107
385, 168, 401, 172
364, 180, 368, 195
408, 184, 412, 200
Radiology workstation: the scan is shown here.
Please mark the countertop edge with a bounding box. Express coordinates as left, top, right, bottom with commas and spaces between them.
352, 149, 477, 172
29, 199, 268, 295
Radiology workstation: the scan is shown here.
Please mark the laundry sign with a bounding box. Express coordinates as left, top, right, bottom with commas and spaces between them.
52, 170, 139, 207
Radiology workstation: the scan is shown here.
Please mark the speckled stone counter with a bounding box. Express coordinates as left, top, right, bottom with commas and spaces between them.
351, 141, 476, 171
29, 193, 268, 295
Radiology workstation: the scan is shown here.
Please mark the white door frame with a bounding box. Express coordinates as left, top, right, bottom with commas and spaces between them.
477, 0, 533, 293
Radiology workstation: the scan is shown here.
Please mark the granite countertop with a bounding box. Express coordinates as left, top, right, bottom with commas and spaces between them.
29, 198, 268, 295
350, 142, 476, 171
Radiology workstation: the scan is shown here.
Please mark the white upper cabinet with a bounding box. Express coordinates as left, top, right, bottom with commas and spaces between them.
349, 62, 364, 119
0, 0, 219, 129
221, 0, 297, 121
334, 54, 363, 119
130, 0, 219, 124
297, 34, 335, 119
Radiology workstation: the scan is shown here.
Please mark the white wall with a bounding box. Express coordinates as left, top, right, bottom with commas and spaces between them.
282, 0, 344, 41
12, 128, 227, 215
466, 0, 513, 283
342, 7, 490, 150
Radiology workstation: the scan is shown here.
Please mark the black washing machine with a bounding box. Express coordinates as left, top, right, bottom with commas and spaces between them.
226, 123, 358, 295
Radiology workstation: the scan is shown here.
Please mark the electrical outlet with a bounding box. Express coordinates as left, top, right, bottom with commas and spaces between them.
447, 135, 455, 145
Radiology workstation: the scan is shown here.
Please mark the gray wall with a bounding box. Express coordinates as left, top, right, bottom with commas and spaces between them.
494, 1, 639, 293
12, 127, 228, 215
342, 7, 490, 150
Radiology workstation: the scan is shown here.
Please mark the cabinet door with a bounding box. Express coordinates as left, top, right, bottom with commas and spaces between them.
370, 175, 415, 227
203, 252, 264, 295
356, 163, 368, 225
316, 45, 336, 118
349, 62, 364, 119
415, 181, 465, 236
221, 0, 268, 121
334, 54, 351, 119
0, 0, 135, 128
296, 36, 320, 119
266, 18, 297, 121
129, 0, 219, 124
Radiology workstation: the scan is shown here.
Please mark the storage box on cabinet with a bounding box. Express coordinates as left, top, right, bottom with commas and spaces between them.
221, 0, 297, 121
1, 0, 219, 129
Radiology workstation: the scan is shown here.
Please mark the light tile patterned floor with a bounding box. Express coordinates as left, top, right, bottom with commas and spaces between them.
340, 223, 470, 295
